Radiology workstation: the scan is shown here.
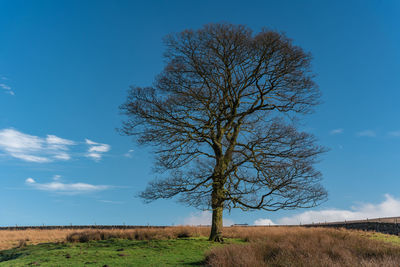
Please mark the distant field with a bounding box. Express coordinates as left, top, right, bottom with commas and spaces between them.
1, 226, 400, 266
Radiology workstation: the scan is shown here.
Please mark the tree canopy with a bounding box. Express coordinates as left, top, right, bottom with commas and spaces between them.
120, 23, 327, 241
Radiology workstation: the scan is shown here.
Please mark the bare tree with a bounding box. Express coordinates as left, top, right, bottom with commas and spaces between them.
120, 23, 327, 242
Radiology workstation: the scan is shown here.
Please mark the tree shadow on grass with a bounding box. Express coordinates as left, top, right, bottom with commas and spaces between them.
184, 259, 207, 266
0, 243, 66, 263
0, 249, 25, 262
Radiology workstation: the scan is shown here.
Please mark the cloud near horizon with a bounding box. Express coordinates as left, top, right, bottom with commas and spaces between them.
183, 211, 234, 226
25, 177, 110, 194
254, 194, 400, 225
254, 218, 275, 226
0, 128, 75, 162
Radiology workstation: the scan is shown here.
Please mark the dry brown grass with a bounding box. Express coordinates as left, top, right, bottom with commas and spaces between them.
206, 227, 400, 267
0, 228, 84, 250
0, 226, 210, 249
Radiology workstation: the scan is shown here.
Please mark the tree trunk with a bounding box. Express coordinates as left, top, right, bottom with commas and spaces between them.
209, 178, 225, 242
209, 153, 226, 242
209, 204, 224, 242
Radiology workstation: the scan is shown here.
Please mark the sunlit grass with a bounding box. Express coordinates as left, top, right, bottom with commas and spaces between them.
0, 238, 242, 267
362, 231, 400, 246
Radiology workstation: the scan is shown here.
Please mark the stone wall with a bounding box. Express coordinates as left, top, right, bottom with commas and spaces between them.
305, 222, 400, 235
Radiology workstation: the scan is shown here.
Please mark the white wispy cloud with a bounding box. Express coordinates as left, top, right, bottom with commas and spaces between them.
254, 194, 400, 225
26, 177, 35, 184
85, 139, 110, 161
0, 84, 11, 90
25, 177, 110, 194
0, 129, 76, 163
356, 130, 376, 137
0, 82, 15, 95
388, 131, 400, 137
46, 135, 76, 160
124, 149, 134, 158
183, 211, 234, 226
330, 128, 343, 135
53, 153, 71, 160
46, 135, 75, 148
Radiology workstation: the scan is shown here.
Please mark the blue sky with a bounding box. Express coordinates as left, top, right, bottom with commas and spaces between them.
0, 0, 400, 226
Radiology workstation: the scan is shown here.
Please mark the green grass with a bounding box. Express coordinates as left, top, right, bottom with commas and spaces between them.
0, 238, 242, 267
365, 232, 400, 246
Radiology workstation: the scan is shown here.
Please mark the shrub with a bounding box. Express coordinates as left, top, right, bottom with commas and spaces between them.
64, 226, 206, 243
66, 231, 102, 243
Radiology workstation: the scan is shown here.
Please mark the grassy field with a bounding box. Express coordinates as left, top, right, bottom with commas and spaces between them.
1, 226, 400, 266
0, 238, 241, 267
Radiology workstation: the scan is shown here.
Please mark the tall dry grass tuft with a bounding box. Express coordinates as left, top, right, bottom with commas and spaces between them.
206, 227, 400, 267
65, 226, 210, 243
